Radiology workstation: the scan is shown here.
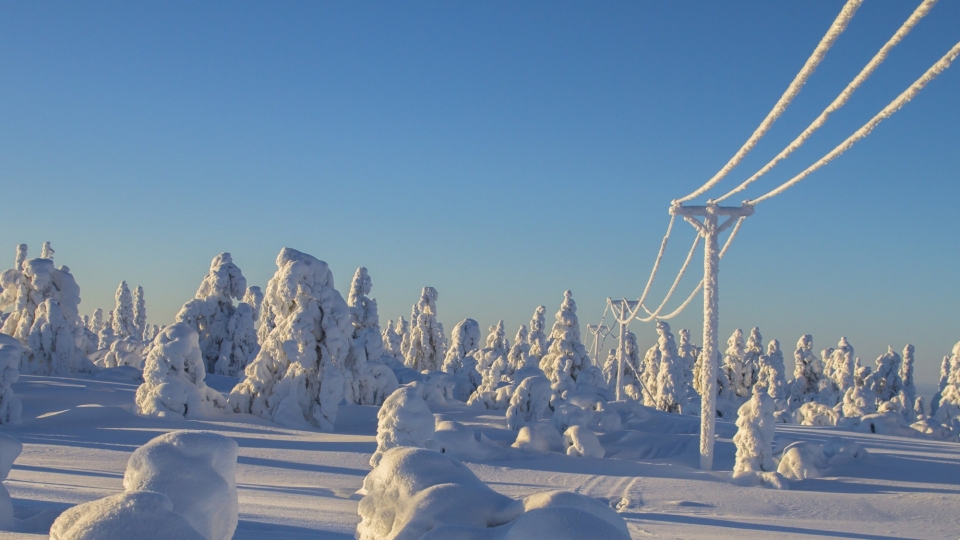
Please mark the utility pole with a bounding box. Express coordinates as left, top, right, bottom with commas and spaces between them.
670, 201, 753, 471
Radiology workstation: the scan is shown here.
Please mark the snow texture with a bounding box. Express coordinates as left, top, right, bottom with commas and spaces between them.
229, 248, 352, 431
344, 268, 399, 406
123, 430, 239, 540
0, 334, 21, 425
539, 291, 590, 390
741, 327, 763, 394
135, 323, 228, 419
370, 386, 436, 467
49, 491, 206, 540
403, 287, 447, 373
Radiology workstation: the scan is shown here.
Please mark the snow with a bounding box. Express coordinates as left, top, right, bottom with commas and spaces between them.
112, 281, 137, 342
344, 268, 399, 407
370, 386, 435, 467
403, 287, 446, 373
123, 430, 239, 540
562, 425, 605, 458
0, 335, 22, 425
49, 491, 206, 540
0, 433, 23, 529
539, 291, 590, 391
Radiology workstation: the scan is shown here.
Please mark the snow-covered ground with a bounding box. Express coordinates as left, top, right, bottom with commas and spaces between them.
1, 371, 957, 539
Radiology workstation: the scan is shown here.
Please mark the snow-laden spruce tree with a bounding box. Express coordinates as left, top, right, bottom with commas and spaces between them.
733, 389, 777, 477
931, 354, 951, 416
442, 318, 481, 374
0, 334, 22, 425
754, 340, 788, 412
654, 321, 686, 413
0, 245, 27, 315
741, 327, 763, 395
867, 346, 903, 403
175, 253, 248, 372
640, 338, 660, 407
505, 375, 553, 430
603, 329, 642, 401
505, 325, 534, 380
40, 242, 54, 260
474, 321, 509, 393
539, 291, 590, 389
229, 248, 352, 430
678, 328, 700, 395
901, 344, 917, 407
831, 337, 856, 395
403, 287, 446, 373
527, 306, 548, 364
722, 329, 748, 398
842, 379, 877, 418
135, 323, 227, 418
932, 342, 960, 429
98, 312, 116, 351
133, 285, 146, 341
213, 286, 263, 377
2, 254, 88, 375
400, 303, 420, 362
370, 386, 435, 467
788, 335, 821, 409
88, 308, 104, 335
112, 281, 138, 341
343, 268, 399, 406
381, 319, 402, 360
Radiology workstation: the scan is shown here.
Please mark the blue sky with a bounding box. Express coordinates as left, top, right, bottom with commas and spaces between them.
2, 1, 958, 383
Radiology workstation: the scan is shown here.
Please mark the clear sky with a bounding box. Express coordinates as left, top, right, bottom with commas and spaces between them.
2, 1, 958, 384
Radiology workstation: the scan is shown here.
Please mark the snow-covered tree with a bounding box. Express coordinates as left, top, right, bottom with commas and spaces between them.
505, 375, 553, 430
112, 281, 138, 341
733, 390, 776, 476
931, 354, 951, 415
505, 325, 534, 379
527, 306, 548, 363
381, 320, 402, 360
678, 328, 700, 395
403, 287, 446, 373
98, 312, 116, 351
474, 321, 509, 394
40, 242, 54, 261
722, 329, 748, 398
654, 321, 687, 413
741, 327, 763, 394
841, 383, 877, 418
901, 344, 917, 407
133, 285, 147, 341
831, 337, 856, 394
213, 286, 262, 377
135, 323, 227, 418
175, 253, 247, 372
539, 291, 590, 390
866, 346, 903, 403
343, 268, 399, 406
89, 308, 104, 334
754, 340, 788, 412
27, 299, 83, 375
442, 318, 482, 374
640, 339, 660, 407
370, 386, 435, 467
932, 342, 960, 429
603, 329, 642, 401
788, 335, 821, 409
400, 303, 420, 362
229, 248, 352, 431
0, 334, 22, 425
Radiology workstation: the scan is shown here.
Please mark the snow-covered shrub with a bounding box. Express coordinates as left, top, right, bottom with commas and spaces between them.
229, 248, 352, 431
539, 291, 590, 390
867, 346, 903, 402
123, 431, 239, 540
654, 321, 688, 413
722, 329, 748, 398
343, 268, 399, 406
426, 419, 506, 461
841, 384, 877, 418
602, 329, 642, 401
212, 286, 261, 377
563, 425, 604, 458
776, 442, 829, 480
754, 340, 788, 412
0, 336, 21, 425
440, 318, 482, 401
788, 334, 821, 409
512, 422, 563, 453
370, 386, 436, 467
527, 305, 548, 363
792, 402, 840, 426
404, 287, 447, 373
49, 491, 206, 540
101, 337, 148, 369
901, 344, 917, 408
133, 285, 147, 341
175, 253, 248, 372
505, 375, 553, 430
135, 323, 227, 419
550, 403, 590, 433
467, 382, 515, 411
0, 433, 22, 530
112, 281, 138, 341
733, 390, 778, 478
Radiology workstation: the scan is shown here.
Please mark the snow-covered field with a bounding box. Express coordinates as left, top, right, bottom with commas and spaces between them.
2, 370, 958, 539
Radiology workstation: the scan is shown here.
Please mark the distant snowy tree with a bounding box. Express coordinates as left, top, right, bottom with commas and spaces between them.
640, 339, 660, 407
754, 340, 788, 412
733, 390, 777, 475
89, 308, 105, 334
343, 268, 398, 406
229, 248, 352, 431
0, 334, 22, 424
866, 346, 903, 403
602, 329, 642, 401
654, 321, 686, 413
112, 281, 138, 341
914, 396, 925, 419
932, 342, 960, 429
831, 337, 856, 394
370, 386, 435, 468
741, 327, 763, 394
213, 286, 263, 377
403, 287, 446, 373
133, 285, 147, 341
678, 329, 700, 395
505, 325, 534, 379
931, 354, 951, 416
98, 312, 116, 351
722, 329, 748, 398
788, 335, 821, 409
381, 319, 403, 360
505, 375, 553, 430
527, 306, 548, 363
842, 383, 877, 418
40, 241, 54, 261
901, 344, 917, 407
539, 291, 590, 390
175, 253, 247, 372
474, 321, 509, 394
400, 303, 420, 363
441, 318, 482, 374
135, 323, 227, 418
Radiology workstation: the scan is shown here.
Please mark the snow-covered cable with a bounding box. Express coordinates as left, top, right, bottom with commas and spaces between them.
676, 0, 862, 203
715, 0, 938, 203
614, 233, 701, 325
752, 39, 960, 204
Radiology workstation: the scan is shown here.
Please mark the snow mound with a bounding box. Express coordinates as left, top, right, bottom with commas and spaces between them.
123, 430, 239, 540
853, 411, 922, 437
512, 422, 563, 453
49, 491, 205, 540
520, 491, 630, 538
371, 386, 436, 467
792, 402, 839, 426
563, 426, 604, 458
777, 442, 829, 480
427, 419, 507, 461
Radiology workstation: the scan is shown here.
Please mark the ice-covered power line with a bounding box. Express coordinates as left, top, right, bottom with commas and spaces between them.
752, 39, 960, 204
715, 0, 938, 203
676, 0, 862, 204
